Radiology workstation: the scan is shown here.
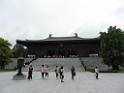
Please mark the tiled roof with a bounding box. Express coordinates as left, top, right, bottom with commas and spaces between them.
16, 35, 99, 44
42, 36, 84, 41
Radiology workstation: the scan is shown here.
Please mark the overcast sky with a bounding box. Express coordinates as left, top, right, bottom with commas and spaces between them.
0, 0, 124, 46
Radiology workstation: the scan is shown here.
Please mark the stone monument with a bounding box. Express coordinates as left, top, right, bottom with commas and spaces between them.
13, 57, 26, 80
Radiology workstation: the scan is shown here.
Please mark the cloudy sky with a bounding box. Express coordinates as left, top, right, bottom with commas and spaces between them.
0, 0, 124, 46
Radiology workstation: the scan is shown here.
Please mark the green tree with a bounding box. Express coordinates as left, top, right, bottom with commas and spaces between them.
12, 43, 27, 58
100, 26, 124, 70
0, 37, 12, 69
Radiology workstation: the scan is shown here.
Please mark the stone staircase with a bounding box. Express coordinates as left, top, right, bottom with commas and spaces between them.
7, 57, 109, 72
23, 58, 85, 72
80, 57, 109, 71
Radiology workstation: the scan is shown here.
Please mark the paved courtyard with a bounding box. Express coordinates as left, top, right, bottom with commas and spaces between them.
0, 72, 124, 93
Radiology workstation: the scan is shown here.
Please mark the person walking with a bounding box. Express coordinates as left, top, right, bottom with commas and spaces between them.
27, 64, 33, 80
54, 66, 59, 79
95, 66, 99, 79
71, 66, 76, 80
59, 66, 62, 79
59, 66, 64, 82
44, 65, 49, 78
41, 65, 45, 78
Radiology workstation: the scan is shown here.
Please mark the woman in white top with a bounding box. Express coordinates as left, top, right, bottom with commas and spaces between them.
44, 65, 49, 78
95, 66, 99, 79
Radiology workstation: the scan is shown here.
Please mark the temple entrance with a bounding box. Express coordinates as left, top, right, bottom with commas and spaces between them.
67, 49, 77, 58
46, 50, 66, 58
46, 49, 78, 58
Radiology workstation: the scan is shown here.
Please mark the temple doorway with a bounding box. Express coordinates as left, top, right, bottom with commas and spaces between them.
46, 49, 78, 58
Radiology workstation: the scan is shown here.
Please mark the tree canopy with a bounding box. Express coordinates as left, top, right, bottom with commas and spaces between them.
0, 37, 12, 69
100, 26, 124, 70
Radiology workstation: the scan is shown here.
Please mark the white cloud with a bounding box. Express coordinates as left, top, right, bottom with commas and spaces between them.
0, 0, 124, 46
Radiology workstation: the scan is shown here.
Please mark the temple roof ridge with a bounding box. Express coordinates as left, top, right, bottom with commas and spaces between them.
16, 34, 99, 43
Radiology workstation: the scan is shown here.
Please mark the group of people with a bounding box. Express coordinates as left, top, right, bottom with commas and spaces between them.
40, 65, 49, 79
27, 64, 99, 81
27, 64, 76, 82
54, 65, 77, 82
28, 64, 49, 80
54, 66, 64, 82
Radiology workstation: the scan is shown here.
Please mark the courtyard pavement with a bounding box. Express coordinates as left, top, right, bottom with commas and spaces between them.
0, 72, 124, 93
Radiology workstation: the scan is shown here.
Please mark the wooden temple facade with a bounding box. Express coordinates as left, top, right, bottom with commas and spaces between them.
16, 34, 100, 58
